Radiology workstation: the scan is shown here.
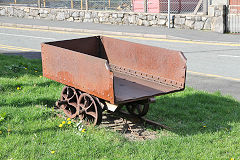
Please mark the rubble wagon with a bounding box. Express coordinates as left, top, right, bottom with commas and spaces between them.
41, 36, 187, 125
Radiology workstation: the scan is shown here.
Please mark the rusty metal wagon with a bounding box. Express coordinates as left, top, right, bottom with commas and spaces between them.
41, 36, 187, 125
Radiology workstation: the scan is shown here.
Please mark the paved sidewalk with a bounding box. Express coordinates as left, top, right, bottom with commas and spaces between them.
0, 16, 240, 43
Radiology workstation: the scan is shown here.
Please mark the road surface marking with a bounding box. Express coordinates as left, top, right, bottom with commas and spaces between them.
187, 71, 240, 82
0, 44, 40, 52
0, 32, 56, 40
218, 55, 240, 58
107, 35, 240, 47
1, 26, 240, 47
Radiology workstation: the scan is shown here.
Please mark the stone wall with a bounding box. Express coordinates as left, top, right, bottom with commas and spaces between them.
0, 5, 226, 33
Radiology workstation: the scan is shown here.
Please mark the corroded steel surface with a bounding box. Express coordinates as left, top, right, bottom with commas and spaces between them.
41, 41, 114, 103
41, 36, 186, 105
102, 36, 187, 89
78, 93, 102, 125
59, 86, 79, 119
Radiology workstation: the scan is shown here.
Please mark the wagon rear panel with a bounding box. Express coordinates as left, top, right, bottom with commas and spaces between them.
41, 43, 114, 103
45, 36, 100, 58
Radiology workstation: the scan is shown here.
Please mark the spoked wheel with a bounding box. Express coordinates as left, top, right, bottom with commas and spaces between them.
126, 103, 149, 117
78, 93, 102, 125
60, 86, 79, 119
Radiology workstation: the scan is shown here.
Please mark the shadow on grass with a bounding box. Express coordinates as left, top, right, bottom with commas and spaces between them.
0, 126, 58, 137
2, 51, 41, 59
0, 81, 57, 92
147, 90, 240, 136
0, 53, 42, 79
0, 93, 58, 108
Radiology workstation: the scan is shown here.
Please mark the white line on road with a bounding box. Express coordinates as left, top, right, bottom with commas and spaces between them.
0, 32, 56, 40
218, 55, 240, 58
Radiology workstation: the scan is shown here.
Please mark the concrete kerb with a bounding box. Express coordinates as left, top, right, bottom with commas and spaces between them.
0, 22, 175, 40
143, 34, 167, 39
32, 25, 49, 30
1, 22, 17, 27
122, 32, 144, 37
48, 26, 69, 32
100, 30, 123, 36
16, 23, 33, 29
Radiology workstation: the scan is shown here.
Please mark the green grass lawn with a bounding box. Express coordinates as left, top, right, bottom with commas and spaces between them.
0, 54, 240, 160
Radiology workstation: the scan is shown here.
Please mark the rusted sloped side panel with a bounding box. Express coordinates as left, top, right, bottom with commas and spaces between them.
102, 36, 187, 89
41, 43, 114, 103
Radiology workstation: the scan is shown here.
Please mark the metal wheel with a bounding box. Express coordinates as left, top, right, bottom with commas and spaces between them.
60, 86, 79, 119
78, 93, 102, 125
126, 103, 149, 117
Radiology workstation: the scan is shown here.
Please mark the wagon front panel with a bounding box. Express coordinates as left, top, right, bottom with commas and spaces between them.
41, 43, 114, 103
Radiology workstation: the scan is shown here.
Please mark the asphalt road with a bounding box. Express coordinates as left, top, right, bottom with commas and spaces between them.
1, 16, 240, 43
0, 25, 239, 100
